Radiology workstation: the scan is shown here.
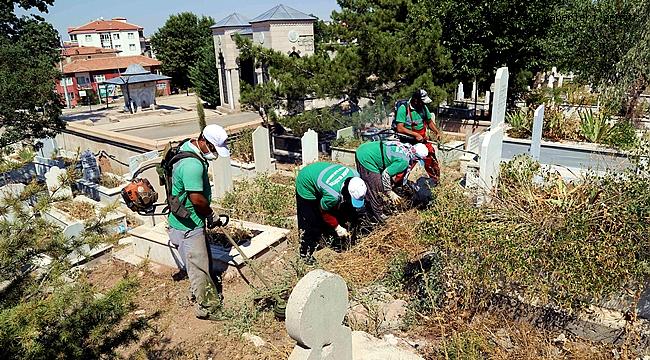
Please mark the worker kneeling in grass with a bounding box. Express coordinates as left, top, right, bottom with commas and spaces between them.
295, 162, 368, 264
355, 141, 429, 222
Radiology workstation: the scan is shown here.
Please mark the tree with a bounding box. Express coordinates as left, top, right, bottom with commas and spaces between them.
196, 95, 206, 130
0, 0, 64, 147
150, 13, 215, 93
551, 0, 650, 117
190, 39, 220, 108
434, 0, 562, 101
0, 153, 150, 358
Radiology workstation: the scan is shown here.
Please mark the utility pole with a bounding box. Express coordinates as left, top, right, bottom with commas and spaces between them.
59, 37, 70, 109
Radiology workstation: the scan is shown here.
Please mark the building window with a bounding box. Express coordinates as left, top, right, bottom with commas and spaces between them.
129, 44, 136, 51
76, 76, 89, 85
93, 74, 105, 83
85, 35, 92, 42
100, 33, 110, 41
128, 32, 135, 40
115, 44, 121, 49
61, 77, 73, 86
70, 34, 77, 41
113, 33, 120, 40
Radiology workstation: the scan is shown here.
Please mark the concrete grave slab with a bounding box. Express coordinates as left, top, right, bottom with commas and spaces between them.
124, 219, 289, 271
336, 126, 354, 140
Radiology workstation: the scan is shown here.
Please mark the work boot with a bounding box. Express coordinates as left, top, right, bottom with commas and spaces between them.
195, 303, 210, 319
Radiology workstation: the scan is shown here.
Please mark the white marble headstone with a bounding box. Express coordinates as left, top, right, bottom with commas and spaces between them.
471, 81, 477, 100
490, 67, 509, 128
557, 75, 564, 88
547, 75, 555, 88
301, 129, 319, 166
478, 127, 504, 191
286, 269, 352, 360
456, 82, 465, 101
252, 126, 272, 173
45, 166, 73, 198
212, 155, 233, 199
530, 105, 545, 161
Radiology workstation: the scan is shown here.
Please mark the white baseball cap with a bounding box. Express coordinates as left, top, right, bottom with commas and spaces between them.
413, 143, 429, 159
417, 89, 433, 104
347, 177, 367, 208
202, 124, 230, 157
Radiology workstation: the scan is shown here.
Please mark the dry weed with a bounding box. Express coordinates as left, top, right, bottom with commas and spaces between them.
323, 210, 426, 287
54, 199, 95, 220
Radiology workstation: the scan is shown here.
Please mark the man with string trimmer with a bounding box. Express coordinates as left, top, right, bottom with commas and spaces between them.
393, 89, 442, 184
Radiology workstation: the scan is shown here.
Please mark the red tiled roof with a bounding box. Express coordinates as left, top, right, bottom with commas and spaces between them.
62, 55, 160, 74
62, 46, 119, 56
68, 19, 142, 34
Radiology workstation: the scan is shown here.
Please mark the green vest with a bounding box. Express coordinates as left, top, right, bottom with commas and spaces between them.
167, 141, 211, 231
356, 141, 411, 175
395, 102, 432, 131
296, 162, 359, 211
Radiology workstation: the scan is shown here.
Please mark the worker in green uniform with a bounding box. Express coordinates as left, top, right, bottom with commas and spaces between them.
355, 141, 429, 221
167, 124, 230, 319
295, 162, 368, 264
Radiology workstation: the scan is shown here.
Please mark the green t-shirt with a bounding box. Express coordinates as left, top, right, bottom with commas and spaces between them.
296, 162, 359, 211
356, 141, 410, 175
167, 141, 211, 231
395, 102, 432, 131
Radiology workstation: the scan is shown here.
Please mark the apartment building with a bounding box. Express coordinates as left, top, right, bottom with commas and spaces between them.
67, 17, 146, 57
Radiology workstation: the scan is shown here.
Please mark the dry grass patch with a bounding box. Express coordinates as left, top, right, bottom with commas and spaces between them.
54, 199, 95, 220
321, 210, 426, 287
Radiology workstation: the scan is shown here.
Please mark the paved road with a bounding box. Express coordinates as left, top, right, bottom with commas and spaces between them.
502, 141, 631, 171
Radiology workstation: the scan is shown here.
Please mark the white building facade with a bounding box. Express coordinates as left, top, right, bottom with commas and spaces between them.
212, 5, 316, 112
68, 17, 146, 57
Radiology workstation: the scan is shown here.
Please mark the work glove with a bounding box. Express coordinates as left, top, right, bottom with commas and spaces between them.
387, 191, 402, 205
335, 225, 350, 239
206, 213, 223, 229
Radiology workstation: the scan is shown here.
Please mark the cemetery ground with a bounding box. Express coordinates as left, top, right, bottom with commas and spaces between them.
74, 158, 648, 359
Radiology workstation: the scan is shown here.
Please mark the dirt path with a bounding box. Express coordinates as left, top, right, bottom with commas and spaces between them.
85, 252, 295, 359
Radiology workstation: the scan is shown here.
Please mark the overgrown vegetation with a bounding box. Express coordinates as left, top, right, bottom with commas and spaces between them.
0, 154, 147, 358
229, 128, 254, 163
419, 155, 650, 311
220, 175, 296, 229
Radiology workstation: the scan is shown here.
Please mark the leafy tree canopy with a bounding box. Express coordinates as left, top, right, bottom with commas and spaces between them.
189, 39, 220, 108
151, 12, 214, 91
0, 0, 64, 147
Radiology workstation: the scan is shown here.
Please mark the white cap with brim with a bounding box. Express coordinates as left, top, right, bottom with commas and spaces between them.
419, 89, 433, 104
348, 177, 367, 208
202, 124, 230, 157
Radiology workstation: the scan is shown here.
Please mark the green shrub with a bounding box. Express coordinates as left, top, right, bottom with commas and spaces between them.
230, 128, 254, 163
579, 109, 613, 143
606, 119, 638, 150
505, 109, 532, 138
419, 154, 650, 311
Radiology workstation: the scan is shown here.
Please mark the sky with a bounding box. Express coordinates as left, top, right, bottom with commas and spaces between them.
25, 0, 339, 39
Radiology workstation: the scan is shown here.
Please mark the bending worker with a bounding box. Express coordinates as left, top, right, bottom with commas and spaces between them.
395, 89, 442, 183
356, 141, 429, 221
295, 162, 368, 264
167, 124, 230, 320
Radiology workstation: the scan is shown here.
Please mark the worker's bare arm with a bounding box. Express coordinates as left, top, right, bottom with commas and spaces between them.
188, 191, 213, 217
